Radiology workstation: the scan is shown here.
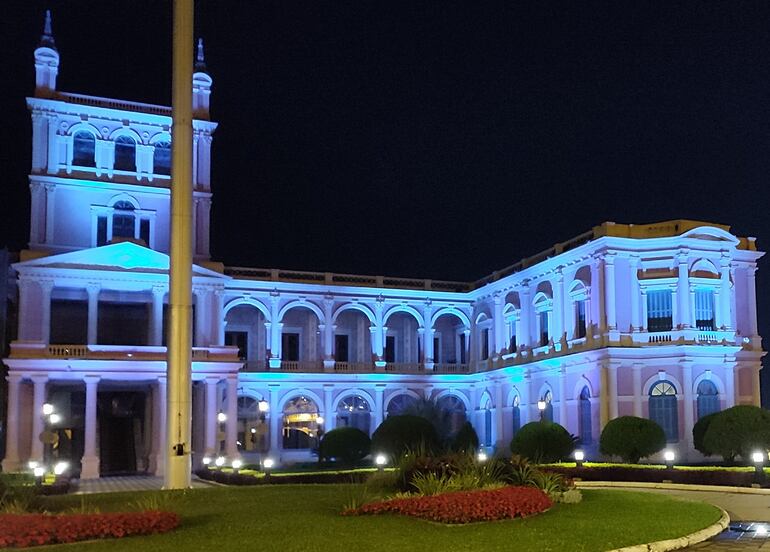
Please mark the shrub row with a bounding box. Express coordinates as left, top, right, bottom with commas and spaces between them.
0, 511, 179, 548
195, 468, 370, 485
345, 486, 552, 524
545, 465, 758, 487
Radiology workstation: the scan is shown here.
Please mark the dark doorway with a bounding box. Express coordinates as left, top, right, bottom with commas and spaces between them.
98, 392, 145, 475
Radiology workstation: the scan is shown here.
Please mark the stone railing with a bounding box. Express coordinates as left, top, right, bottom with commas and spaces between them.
9, 342, 240, 362
57, 92, 172, 116
433, 363, 470, 374
333, 362, 373, 373
280, 360, 324, 373
384, 362, 424, 373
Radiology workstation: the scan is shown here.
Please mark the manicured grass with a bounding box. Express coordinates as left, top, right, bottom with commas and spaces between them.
36, 485, 721, 552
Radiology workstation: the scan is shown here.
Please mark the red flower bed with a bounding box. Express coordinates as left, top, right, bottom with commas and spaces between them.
345, 486, 552, 524
0, 511, 179, 548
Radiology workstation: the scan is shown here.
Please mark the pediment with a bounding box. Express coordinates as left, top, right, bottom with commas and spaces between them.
680, 226, 739, 245
14, 242, 227, 279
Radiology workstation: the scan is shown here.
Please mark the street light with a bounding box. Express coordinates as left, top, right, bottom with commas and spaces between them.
33, 466, 45, 485
42, 403, 54, 416
53, 461, 68, 476
477, 451, 488, 463
231, 459, 242, 474
537, 400, 546, 421
375, 454, 387, 472
48, 413, 61, 425
263, 457, 275, 481
215, 456, 226, 468
663, 450, 675, 470
574, 450, 585, 468
202, 456, 212, 467
217, 412, 227, 423
752, 451, 766, 485
258, 400, 269, 413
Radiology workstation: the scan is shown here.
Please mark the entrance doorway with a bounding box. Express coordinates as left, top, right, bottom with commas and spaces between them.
98, 392, 146, 475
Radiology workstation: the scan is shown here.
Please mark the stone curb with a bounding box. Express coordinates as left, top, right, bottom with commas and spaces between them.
576, 480, 770, 495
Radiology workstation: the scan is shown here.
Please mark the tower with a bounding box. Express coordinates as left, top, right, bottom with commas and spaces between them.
192, 38, 213, 120
34, 10, 59, 98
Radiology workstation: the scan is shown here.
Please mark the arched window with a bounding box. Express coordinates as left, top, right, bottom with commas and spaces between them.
696, 380, 720, 419
336, 395, 371, 434
73, 131, 95, 167
386, 394, 416, 417
512, 395, 521, 436
540, 390, 554, 423
282, 396, 321, 450
437, 395, 467, 436
153, 140, 171, 175
480, 396, 493, 447
112, 201, 135, 239
237, 396, 268, 454
649, 380, 679, 442
578, 386, 592, 444
114, 135, 136, 171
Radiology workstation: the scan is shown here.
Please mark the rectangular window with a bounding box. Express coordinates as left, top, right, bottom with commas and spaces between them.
335, 334, 349, 362
576, 300, 587, 338
384, 335, 396, 363
481, 328, 490, 360
140, 219, 150, 246
509, 322, 517, 352
97, 216, 108, 246
225, 331, 248, 360
647, 289, 673, 332
539, 311, 549, 346
459, 333, 467, 364
282, 333, 300, 361
433, 336, 440, 363
50, 299, 87, 344
695, 289, 715, 331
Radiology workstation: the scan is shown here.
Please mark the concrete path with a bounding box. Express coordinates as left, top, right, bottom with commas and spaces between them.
72, 475, 214, 494
585, 485, 770, 551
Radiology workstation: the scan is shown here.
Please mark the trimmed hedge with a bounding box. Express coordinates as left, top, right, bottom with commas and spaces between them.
693, 413, 718, 457
0, 511, 179, 548
319, 427, 371, 466
703, 405, 770, 462
451, 422, 480, 453
371, 415, 440, 458
545, 465, 761, 487
510, 422, 575, 463
599, 416, 666, 463
195, 468, 372, 485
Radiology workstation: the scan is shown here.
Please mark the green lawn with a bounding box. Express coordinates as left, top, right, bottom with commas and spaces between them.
38, 486, 720, 552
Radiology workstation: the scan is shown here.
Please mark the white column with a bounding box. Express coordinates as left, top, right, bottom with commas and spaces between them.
603, 254, 617, 332
1, 375, 22, 472
30, 376, 48, 463
213, 289, 225, 345
640, 288, 648, 332
151, 285, 165, 346
752, 367, 761, 406
268, 386, 280, 454
677, 254, 691, 328
682, 362, 694, 450
45, 114, 58, 174
323, 385, 335, 432
40, 280, 54, 344
269, 294, 282, 364
493, 294, 504, 356
374, 386, 385, 431
323, 299, 334, 361
44, 183, 56, 244
558, 366, 567, 426
746, 266, 758, 337
719, 258, 731, 330
204, 378, 218, 455
193, 287, 206, 347
494, 383, 504, 449
607, 361, 619, 420
553, 270, 564, 342
31, 112, 48, 172
225, 376, 239, 458
629, 256, 640, 331
152, 377, 167, 477
29, 183, 45, 245
370, 326, 382, 361
729, 265, 738, 331
632, 363, 643, 417
519, 283, 531, 347
81, 376, 101, 479
724, 363, 736, 408
86, 283, 100, 345
591, 257, 605, 333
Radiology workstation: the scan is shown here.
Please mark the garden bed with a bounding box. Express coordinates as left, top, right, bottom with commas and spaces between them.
344, 486, 552, 523
195, 467, 374, 485
0, 511, 179, 548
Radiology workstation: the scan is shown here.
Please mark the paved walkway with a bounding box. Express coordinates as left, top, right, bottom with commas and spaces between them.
587, 486, 770, 551
72, 475, 214, 494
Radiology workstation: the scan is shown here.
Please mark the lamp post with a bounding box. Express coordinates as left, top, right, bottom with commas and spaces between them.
375, 454, 387, 472
752, 451, 766, 485
263, 457, 275, 482
663, 450, 675, 470
537, 400, 546, 422
574, 450, 585, 468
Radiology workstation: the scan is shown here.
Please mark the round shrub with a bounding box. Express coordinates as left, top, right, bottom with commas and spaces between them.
509, 422, 575, 463
319, 427, 371, 466
599, 416, 665, 464
692, 412, 718, 457
702, 405, 770, 462
371, 415, 440, 458
451, 421, 480, 453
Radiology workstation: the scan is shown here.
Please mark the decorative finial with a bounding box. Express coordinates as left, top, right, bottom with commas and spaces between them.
194, 37, 207, 72
39, 9, 56, 49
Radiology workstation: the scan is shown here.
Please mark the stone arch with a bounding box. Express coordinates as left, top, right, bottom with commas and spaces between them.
107, 193, 141, 209
148, 131, 172, 145
108, 126, 143, 144
383, 304, 424, 328
278, 388, 324, 415
332, 303, 376, 325
507, 386, 522, 406
223, 297, 271, 322
642, 372, 684, 399
278, 300, 325, 324
479, 390, 494, 409
434, 389, 471, 411
383, 389, 421, 412
333, 388, 376, 410
67, 122, 101, 138
690, 258, 720, 277
573, 375, 594, 399
692, 370, 726, 396
430, 307, 470, 329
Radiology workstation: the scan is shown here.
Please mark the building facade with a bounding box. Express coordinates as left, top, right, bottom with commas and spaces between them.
1, 16, 765, 478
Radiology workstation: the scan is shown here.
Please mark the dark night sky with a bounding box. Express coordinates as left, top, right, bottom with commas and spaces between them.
2, 2, 770, 389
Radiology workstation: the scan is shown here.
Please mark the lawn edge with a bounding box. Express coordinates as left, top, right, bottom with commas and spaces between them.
605, 506, 729, 552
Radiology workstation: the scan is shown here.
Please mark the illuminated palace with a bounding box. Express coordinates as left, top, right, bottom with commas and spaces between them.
2, 15, 765, 478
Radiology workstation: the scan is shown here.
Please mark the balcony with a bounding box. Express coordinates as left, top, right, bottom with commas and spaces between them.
433, 363, 470, 374
333, 362, 373, 373
638, 330, 736, 346
9, 342, 240, 362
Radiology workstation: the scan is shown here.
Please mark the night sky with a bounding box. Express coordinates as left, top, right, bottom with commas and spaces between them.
2, 2, 770, 393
